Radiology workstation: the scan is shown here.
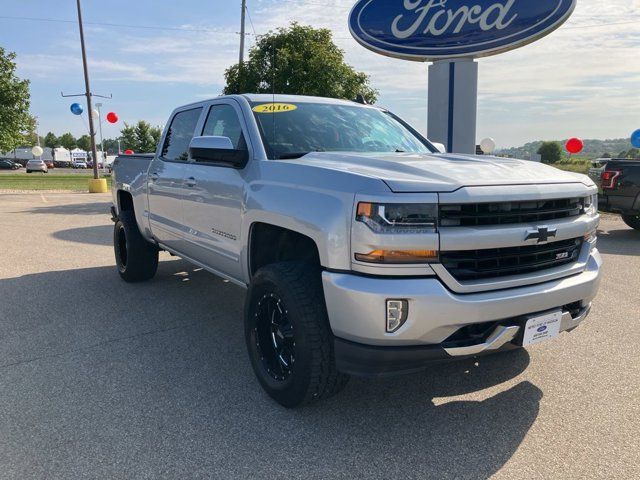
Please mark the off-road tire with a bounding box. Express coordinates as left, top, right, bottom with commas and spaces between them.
113, 210, 158, 282
622, 215, 640, 231
245, 262, 349, 408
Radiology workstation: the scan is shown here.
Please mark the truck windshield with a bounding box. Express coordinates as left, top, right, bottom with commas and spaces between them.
251, 101, 434, 160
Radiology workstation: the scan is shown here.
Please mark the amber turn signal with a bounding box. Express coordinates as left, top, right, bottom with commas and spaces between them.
355, 249, 438, 264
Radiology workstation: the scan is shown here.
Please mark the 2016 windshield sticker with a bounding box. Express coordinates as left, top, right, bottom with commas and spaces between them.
252, 103, 298, 113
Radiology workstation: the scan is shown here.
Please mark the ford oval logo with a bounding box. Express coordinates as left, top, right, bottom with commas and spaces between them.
349, 0, 577, 61
537, 326, 548, 333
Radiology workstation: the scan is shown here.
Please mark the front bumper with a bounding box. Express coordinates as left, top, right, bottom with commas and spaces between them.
334, 305, 591, 377
323, 248, 602, 375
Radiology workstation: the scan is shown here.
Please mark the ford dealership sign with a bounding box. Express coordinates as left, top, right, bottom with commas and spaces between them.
349, 0, 577, 61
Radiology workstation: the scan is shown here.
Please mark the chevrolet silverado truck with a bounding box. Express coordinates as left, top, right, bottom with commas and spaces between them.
111, 94, 602, 407
598, 159, 640, 230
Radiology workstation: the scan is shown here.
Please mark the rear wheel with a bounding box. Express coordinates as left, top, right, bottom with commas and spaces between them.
113, 210, 159, 282
245, 262, 349, 408
622, 215, 640, 230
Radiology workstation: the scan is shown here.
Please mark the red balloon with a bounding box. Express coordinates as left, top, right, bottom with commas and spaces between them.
106, 112, 119, 124
566, 137, 584, 154
124, 149, 134, 155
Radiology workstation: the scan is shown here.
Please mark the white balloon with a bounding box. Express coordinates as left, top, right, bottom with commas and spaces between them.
480, 137, 496, 155
31, 146, 44, 157
91, 109, 100, 119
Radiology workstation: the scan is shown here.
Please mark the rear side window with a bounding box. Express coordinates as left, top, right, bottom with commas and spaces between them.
161, 107, 202, 162
202, 104, 246, 150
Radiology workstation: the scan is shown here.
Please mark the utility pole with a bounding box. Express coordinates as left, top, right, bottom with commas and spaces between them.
75, 0, 100, 180
239, 0, 246, 64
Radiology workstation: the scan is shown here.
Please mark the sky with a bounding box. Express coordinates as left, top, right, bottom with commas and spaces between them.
0, 0, 639, 148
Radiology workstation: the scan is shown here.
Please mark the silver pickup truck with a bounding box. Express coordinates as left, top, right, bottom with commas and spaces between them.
111, 94, 602, 407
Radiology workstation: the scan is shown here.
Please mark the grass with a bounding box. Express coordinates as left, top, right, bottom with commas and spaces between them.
553, 158, 592, 174
0, 173, 112, 191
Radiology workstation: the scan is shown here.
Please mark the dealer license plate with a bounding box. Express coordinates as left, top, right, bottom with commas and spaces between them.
522, 310, 563, 347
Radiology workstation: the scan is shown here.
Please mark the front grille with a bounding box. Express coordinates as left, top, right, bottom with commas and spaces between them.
441, 238, 583, 281
440, 198, 584, 227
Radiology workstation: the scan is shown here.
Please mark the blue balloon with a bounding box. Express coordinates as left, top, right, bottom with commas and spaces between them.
70, 103, 83, 116
631, 129, 640, 148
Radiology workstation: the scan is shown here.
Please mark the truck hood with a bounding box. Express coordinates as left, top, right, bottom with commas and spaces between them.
286, 152, 592, 192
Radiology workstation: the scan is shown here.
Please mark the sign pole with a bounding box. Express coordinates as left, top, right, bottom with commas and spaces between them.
427, 59, 478, 154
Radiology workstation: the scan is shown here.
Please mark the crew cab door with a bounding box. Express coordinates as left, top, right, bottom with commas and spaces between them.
147, 106, 203, 251
181, 100, 252, 282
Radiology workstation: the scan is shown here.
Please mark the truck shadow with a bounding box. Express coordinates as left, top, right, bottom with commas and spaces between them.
596, 227, 640, 256
25, 201, 112, 216
0, 259, 540, 479
52, 225, 113, 246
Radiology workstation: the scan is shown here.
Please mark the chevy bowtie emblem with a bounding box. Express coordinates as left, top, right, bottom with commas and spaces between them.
525, 226, 558, 243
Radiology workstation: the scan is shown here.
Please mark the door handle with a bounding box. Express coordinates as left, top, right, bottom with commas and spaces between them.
185, 177, 197, 187
149, 173, 159, 182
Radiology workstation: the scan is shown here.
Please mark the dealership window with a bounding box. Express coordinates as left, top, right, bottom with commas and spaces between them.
161, 107, 202, 162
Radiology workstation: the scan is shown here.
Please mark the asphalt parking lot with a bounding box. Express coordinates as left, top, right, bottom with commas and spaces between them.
0, 193, 638, 479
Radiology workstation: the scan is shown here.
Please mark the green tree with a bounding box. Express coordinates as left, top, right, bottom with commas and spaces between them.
120, 121, 162, 153
102, 138, 120, 154
602, 152, 612, 158
77, 134, 91, 151
44, 132, 59, 148
224, 23, 378, 103
0, 48, 35, 152
537, 141, 563, 164
627, 148, 640, 159
58, 132, 77, 150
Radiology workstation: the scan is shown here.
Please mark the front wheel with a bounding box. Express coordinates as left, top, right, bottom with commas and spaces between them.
622, 215, 640, 231
245, 262, 349, 408
113, 210, 159, 282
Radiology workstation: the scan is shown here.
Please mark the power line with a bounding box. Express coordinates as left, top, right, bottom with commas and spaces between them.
245, 4, 258, 38
0, 14, 636, 39
0, 15, 240, 35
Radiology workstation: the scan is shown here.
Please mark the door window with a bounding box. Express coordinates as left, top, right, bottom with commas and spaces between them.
161, 107, 202, 162
202, 104, 247, 151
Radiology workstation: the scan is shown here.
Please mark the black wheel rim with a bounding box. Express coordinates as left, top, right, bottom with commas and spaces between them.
116, 225, 128, 269
254, 293, 295, 382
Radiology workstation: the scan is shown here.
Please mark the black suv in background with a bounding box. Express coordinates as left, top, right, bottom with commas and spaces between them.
599, 159, 640, 230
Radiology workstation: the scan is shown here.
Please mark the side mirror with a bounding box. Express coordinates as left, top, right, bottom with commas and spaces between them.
432, 142, 446, 154
189, 136, 248, 168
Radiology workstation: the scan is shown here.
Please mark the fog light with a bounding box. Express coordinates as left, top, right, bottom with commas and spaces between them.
386, 299, 408, 333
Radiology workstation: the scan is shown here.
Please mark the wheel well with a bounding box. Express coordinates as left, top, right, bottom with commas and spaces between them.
118, 190, 134, 213
249, 223, 321, 276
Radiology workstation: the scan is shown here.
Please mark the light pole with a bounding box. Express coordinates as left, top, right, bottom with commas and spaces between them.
95, 102, 105, 167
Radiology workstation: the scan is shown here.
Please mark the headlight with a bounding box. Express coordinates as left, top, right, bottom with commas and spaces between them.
584, 194, 598, 217
356, 202, 437, 233
355, 202, 439, 264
